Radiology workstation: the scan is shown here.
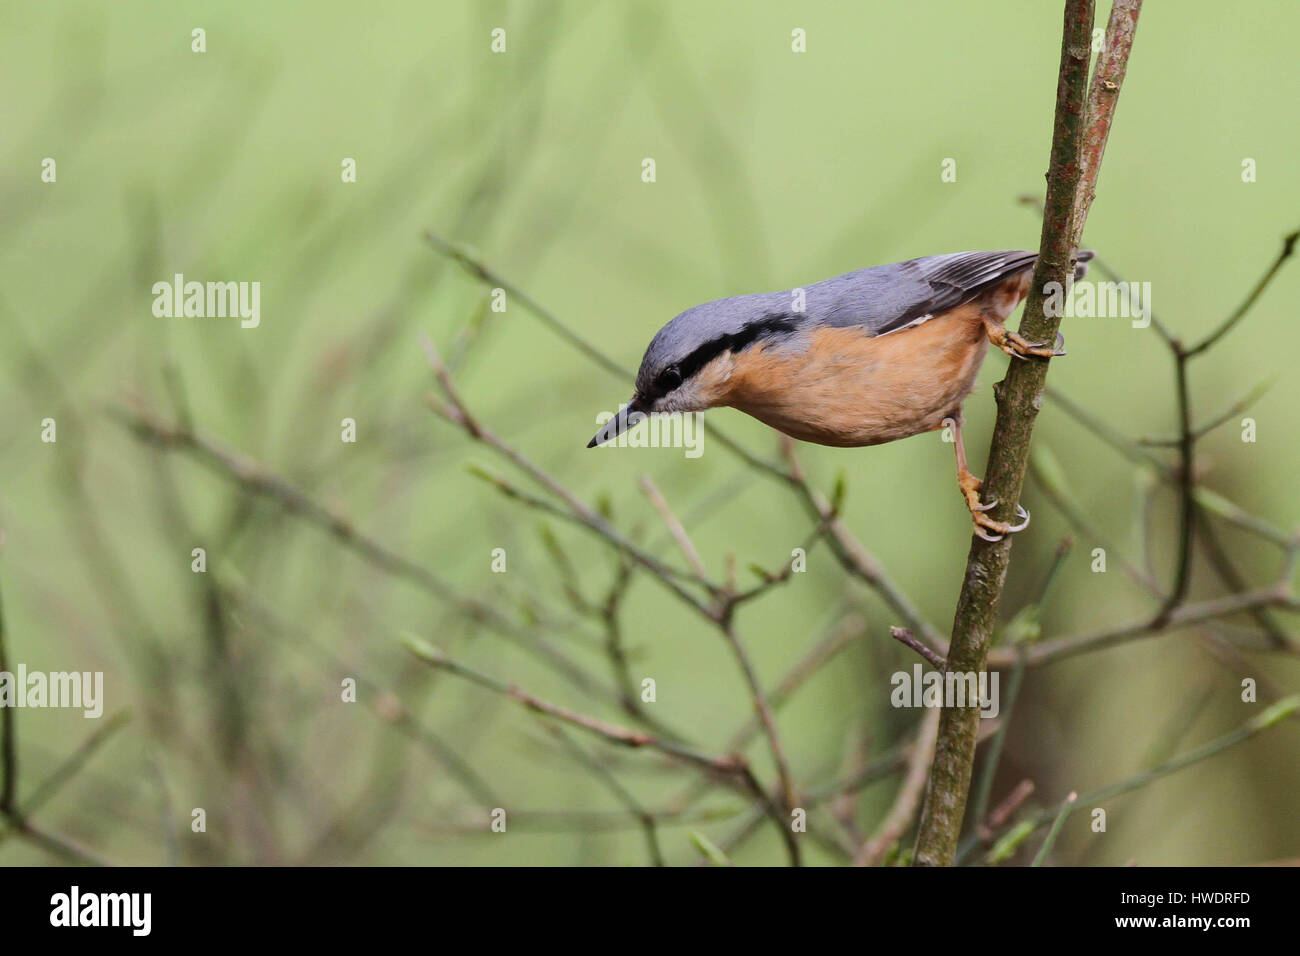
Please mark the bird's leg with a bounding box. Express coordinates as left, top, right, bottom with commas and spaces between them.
944, 413, 1030, 543
983, 316, 1066, 360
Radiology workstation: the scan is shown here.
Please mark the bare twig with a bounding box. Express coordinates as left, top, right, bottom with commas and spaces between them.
403, 637, 745, 776
853, 707, 940, 866
541, 724, 665, 866
716, 617, 797, 820
1155, 229, 1300, 624
978, 779, 1037, 841
987, 585, 1295, 669
779, 439, 947, 652
111, 402, 615, 702
990, 696, 1300, 858
420, 333, 805, 861
1031, 791, 1078, 866
1184, 229, 1299, 358
403, 635, 802, 865
19, 711, 133, 818
638, 475, 708, 578
663, 611, 864, 814
890, 626, 947, 670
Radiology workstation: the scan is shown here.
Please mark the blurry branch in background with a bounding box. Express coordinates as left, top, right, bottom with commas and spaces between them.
0, 581, 115, 866
109, 401, 626, 706
419, 334, 805, 864
540, 722, 666, 867
638, 475, 708, 579
402, 636, 746, 776
852, 707, 939, 867
402, 634, 804, 865
103, 325, 905, 866
1151, 228, 1299, 624
969, 696, 1300, 865
18, 711, 133, 821
219, 577, 503, 809
913, 0, 1136, 867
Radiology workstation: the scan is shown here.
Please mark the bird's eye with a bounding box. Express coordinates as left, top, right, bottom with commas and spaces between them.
656, 365, 682, 392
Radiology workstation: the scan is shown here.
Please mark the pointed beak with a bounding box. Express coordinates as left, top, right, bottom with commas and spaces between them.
587, 396, 645, 448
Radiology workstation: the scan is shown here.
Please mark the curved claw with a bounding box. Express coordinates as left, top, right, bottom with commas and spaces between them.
1005, 504, 1031, 533
969, 502, 1030, 541
972, 497, 998, 513
1053, 331, 1067, 356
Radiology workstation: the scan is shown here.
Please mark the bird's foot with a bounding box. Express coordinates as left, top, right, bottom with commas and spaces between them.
986, 323, 1066, 360
958, 468, 1030, 542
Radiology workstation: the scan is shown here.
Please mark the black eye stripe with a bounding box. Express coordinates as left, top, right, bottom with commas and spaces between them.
675, 312, 798, 383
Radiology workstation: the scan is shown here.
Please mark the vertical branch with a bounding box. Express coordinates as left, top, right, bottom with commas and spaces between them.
1157, 347, 1197, 622
1155, 228, 1297, 625
1071, 0, 1143, 247
912, 0, 1140, 867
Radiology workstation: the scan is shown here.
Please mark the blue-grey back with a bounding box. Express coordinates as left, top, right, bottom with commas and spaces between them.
636, 250, 1046, 397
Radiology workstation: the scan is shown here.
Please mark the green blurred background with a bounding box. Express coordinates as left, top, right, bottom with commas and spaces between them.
1, 0, 1297, 865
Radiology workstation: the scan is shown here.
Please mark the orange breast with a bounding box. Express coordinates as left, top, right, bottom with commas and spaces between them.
722, 304, 990, 447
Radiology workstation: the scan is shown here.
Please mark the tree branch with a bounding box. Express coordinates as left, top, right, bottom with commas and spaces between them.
913, 0, 1127, 867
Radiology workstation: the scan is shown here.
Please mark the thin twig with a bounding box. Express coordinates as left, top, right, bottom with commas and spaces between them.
716, 617, 798, 820
111, 403, 613, 702
1155, 229, 1300, 626
663, 610, 864, 814
1184, 229, 1299, 357
404, 635, 802, 865
853, 707, 940, 866
542, 724, 665, 866
638, 475, 708, 578
1031, 791, 1078, 866
986, 585, 1296, 669
779, 440, 948, 652
19, 711, 133, 818
403, 637, 747, 775
995, 696, 1300, 855
890, 627, 947, 670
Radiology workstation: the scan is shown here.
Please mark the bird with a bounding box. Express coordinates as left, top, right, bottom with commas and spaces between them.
587, 249, 1093, 541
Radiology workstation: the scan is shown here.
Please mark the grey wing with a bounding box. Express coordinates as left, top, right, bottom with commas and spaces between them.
806, 250, 1039, 337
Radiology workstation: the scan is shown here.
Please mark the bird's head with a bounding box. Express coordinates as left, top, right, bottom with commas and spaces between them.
587, 297, 801, 448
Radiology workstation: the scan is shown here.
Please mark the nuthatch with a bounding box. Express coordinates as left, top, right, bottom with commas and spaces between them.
588, 249, 1093, 540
